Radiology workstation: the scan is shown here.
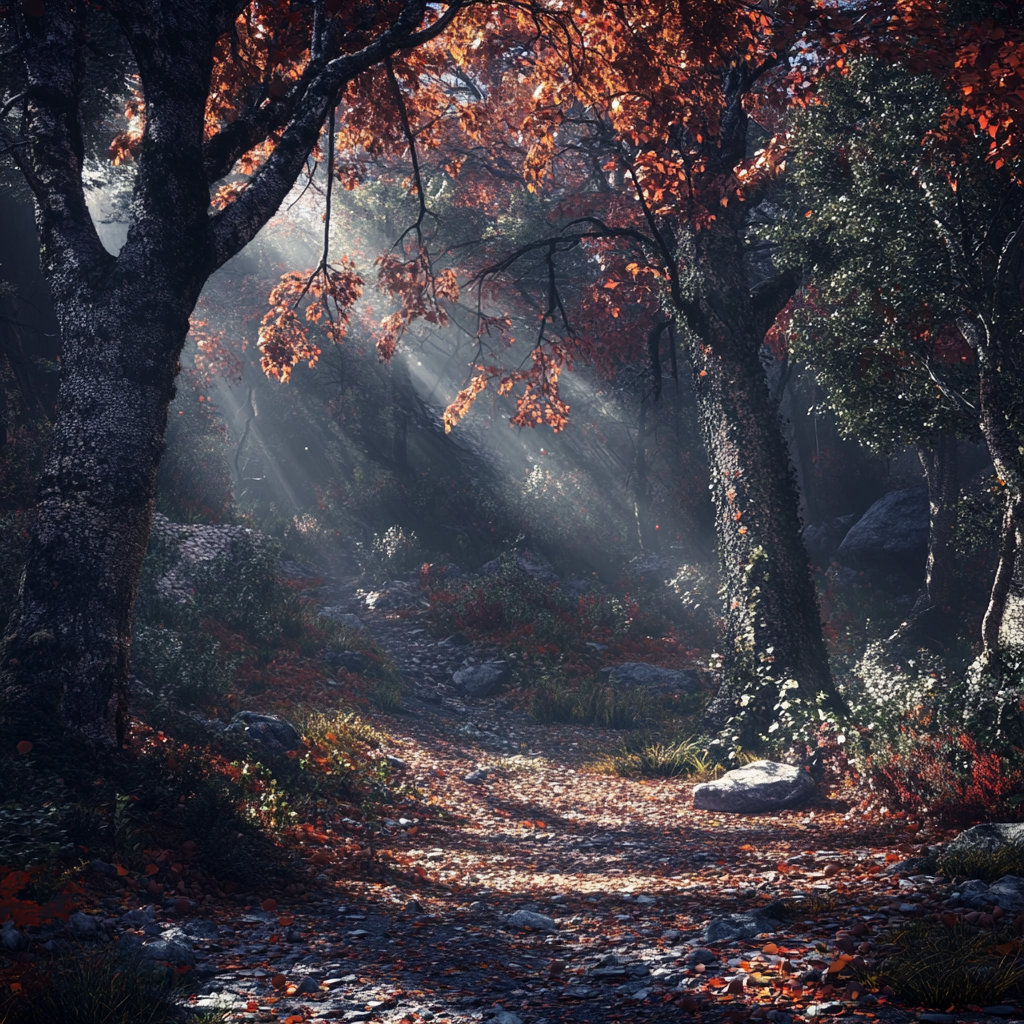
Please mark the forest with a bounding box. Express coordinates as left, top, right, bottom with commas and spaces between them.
1, 0, 1024, 1022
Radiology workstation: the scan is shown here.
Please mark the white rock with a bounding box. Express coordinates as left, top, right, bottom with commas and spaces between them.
692, 760, 815, 813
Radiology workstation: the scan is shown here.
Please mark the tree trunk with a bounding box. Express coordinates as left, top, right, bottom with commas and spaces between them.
689, 303, 839, 730
0, 280, 198, 746
913, 433, 960, 627
633, 396, 660, 552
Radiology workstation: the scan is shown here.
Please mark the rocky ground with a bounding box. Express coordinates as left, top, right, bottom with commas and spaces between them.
12, 556, 1024, 1024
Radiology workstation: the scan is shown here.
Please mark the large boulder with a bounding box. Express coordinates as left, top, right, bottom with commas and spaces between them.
692, 760, 815, 813
835, 487, 929, 573
479, 552, 560, 585
453, 661, 511, 698
607, 662, 701, 694
945, 823, 1024, 857
226, 712, 301, 753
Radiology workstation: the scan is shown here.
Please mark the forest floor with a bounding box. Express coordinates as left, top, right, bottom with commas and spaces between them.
32, 560, 1022, 1024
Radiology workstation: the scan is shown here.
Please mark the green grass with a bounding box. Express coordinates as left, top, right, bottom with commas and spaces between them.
589, 733, 718, 778
936, 844, 1024, 883
531, 676, 660, 729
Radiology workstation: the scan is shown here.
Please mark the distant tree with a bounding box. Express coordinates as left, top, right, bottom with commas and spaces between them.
771, 60, 980, 638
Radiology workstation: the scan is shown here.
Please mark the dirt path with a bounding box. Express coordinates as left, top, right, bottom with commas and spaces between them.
165, 563, 986, 1024
60, 560, 1008, 1024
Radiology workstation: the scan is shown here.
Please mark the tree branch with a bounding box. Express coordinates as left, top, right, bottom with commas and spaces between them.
210, 1, 465, 268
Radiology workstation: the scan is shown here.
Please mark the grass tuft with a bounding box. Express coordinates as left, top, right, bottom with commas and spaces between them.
875, 920, 1024, 1007
0, 947, 223, 1024
936, 844, 1024, 884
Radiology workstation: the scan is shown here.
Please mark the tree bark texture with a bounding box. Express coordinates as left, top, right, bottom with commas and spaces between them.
915, 433, 959, 626
0, 0, 461, 746
668, 70, 839, 729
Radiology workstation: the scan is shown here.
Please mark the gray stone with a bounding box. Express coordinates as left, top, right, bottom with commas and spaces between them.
68, 911, 100, 937
692, 760, 815, 813
294, 975, 320, 994
1, 921, 28, 951
464, 767, 494, 784
607, 663, 701, 694
120, 926, 196, 969
453, 661, 511, 698
90, 859, 117, 876
491, 1012, 524, 1024
386, 755, 407, 770
685, 948, 717, 965
958, 876, 1024, 914
182, 919, 221, 940
945, 822, 1024, 857
703, 909, 783, 944
981, 1007, 1017, 1017
507, 909, 557, 933
836, 487, 929, 572
480, 552, 559, 584
364, 581, 420, 611
120, 906, 157, 927
228, 711, 301, 753
807, 1002, 847, 1018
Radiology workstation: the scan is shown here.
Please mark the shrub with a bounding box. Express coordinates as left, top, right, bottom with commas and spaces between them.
131, 626, 231, 712
360, 525, 423, 583
865, 729, 1024, 826
936, 844, 1024, 883
592, 734, 716, 778
0, 945, 221, 1024
531, 675, 656, 729
875, 920, 1024, 1008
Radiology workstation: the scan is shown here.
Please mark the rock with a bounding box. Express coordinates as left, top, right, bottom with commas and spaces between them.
363, 580, 421, 610
319, 608, 370, 632
227, 711, 301, 753
981, 1007, 1017, 1017
703, 907, 783, 944
90, 859, 117, 876
957, 876, 1024, 914
386, 755, 407, 770
607, 663, 701, 694
802, 514, 859, 568
490, 1012, 524, 1024
322, 648, 370, 673
883, 856, 930, 876
294, 975, 320, 994
685, 948, 717, 965
479, 551, 560, 584
1, 921, 27, 951
182, 919, 220, 940
945, 822, 1024, 858
120, 926, 196, 969
692, 760, 815, 813
835, 487, 929, 573
806, 1002, 847, 1018
453, 661, 511, 698
507, 909, 558, 933
121, 906, 157, 927
464, 767, 494, 784
68, 911, 100, 937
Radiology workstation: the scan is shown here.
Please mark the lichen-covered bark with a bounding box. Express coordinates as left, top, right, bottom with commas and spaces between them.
685, 222, 838, 727
0, 0, 462, 747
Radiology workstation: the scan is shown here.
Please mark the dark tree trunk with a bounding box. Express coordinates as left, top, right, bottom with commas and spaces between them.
908, 433, 960, 633
668, 69, 840, 734
633, 396, 660, 552
0, 0, 460, 747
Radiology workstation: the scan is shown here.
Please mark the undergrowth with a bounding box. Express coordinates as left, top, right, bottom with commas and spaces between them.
0, 946, 222, 1024
873, 920, 1024, 1008
589, 733, 718, 779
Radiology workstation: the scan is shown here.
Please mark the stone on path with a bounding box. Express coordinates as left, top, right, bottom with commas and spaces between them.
453, 661, 511, 698
506, 908, 557, 933
692, 759, 815, 813
957, 876, 1024, 915
703, 907, 784, 944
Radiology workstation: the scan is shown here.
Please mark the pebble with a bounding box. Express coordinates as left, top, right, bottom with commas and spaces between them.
507, 909, 558, 933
